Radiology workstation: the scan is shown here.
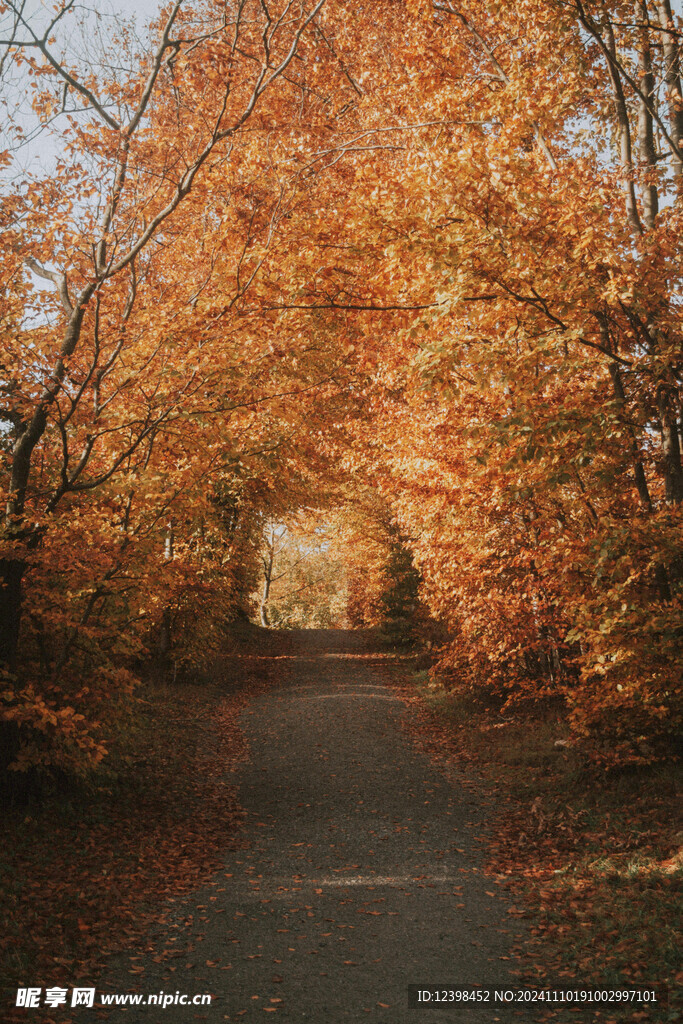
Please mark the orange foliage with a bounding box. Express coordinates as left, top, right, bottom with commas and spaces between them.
1, 0, 682, 775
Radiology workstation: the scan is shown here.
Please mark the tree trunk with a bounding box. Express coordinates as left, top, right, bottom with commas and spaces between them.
603, 18, 643, 232
657, 0, 683, 179
635, 0, 659, 229
608, 364, 672, 601
260, 539, 274, 627
657, 386, 683, 505
608, 364, 655, 511
260, 568, 272, 627
0, 557, 24, 670
158, 606, 172, 661
158, 525, 175, 664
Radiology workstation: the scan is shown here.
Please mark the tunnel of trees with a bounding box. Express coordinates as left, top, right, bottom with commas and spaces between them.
1, 0, 681, 787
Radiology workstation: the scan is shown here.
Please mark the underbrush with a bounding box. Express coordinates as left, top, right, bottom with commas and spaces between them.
395, 670, 682, 1023
0, 629, 287, 1023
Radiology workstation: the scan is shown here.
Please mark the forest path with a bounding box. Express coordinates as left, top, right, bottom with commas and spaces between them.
100, 629, 529, 1022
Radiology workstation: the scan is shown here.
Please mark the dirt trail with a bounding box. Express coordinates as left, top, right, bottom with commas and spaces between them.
97, 629, 531, 1021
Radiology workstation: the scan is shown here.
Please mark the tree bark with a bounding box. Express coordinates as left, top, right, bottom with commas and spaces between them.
657, 386, 683, 504
260, 541, 274, 628
6, 292, 93, 522
603, 17, 643, 232
607, 363, 672, 601
607, 361, 654, 511
158, 525, 175, 663
635, 0, 659, 229
0, 557, 24, 670
657, 0, 683, 179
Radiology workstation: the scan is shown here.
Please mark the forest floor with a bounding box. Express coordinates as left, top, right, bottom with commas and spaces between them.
383, 665, 681, 1024
1, 628, 679, 1023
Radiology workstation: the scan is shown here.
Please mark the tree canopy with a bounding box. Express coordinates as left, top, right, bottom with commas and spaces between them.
1, 0, 681, 779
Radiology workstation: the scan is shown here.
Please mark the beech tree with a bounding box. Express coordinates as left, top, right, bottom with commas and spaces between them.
374, 0, 683, 760
1, 0, 326, 659
1, 0, 681, 778
0, 0, 342, 775
261, 0, 682, 760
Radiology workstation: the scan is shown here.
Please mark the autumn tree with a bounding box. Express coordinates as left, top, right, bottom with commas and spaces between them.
375, 0, 683, 760
2, 0, 680, 779
0, 0, 346, 778
259, 0, 682, 761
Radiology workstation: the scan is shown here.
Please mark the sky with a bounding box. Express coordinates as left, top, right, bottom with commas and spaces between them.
2, 0, 683, 183
0, 0, 166, 176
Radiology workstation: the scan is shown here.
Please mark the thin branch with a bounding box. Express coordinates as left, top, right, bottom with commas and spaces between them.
432, 1, 558, 171
4, 0, 121, 129
571, 0, 683, 165
262, 300, 442, 311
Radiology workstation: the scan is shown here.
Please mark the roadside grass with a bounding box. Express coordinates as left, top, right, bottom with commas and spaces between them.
399, 672, 682, 1023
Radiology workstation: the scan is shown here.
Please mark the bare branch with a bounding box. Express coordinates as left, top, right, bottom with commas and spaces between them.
3, 0, 121, 129
25, 257, 73, 314
262, 300, 442, 311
